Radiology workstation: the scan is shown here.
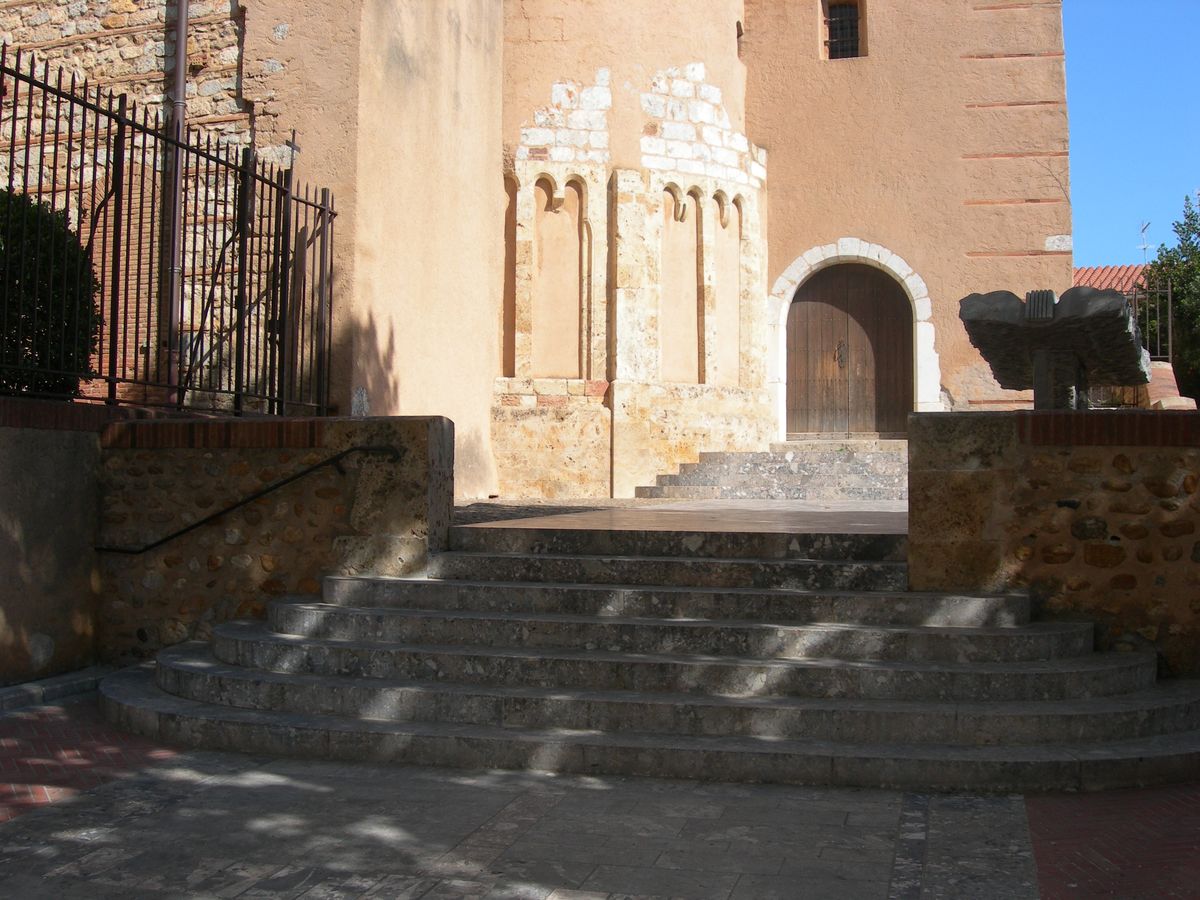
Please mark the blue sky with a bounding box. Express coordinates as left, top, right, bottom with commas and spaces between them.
1065, 0, 1200, 266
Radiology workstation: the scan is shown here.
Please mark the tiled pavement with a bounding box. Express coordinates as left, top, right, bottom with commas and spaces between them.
0, 695, 1196, 899
0, 694, 176, 824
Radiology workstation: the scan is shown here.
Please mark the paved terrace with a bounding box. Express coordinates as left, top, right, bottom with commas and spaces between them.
0, 695, 1198, 899
3, 500, 1196, 897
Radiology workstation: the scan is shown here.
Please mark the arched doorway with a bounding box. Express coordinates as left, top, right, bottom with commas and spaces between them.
786, 263, 913, 435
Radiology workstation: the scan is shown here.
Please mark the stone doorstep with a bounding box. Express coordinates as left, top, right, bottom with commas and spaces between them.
429, 551, 910, 592
444, 526, 909, 562
266, 602, 1096, 665
208, 621, 1157, 703
0, 666, 116, 713
634, 486, 909, 502
317, 579, 1032, 628
101, 666, 1200, 794
153, 643, 1200, 747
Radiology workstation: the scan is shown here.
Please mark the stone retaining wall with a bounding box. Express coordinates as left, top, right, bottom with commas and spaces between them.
0, 424, 100, 686
908, 411, 1200, 674
89, 415, 453, 665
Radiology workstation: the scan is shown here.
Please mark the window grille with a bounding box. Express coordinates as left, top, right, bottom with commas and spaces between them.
826, 3, 861, 59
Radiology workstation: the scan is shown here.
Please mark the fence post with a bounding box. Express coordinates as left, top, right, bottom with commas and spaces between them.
234, 147, 253, 413
273, 166, 293, 413
316, 187, 331, 415
106, 94, 127, 404
1167, 279, 1174, 365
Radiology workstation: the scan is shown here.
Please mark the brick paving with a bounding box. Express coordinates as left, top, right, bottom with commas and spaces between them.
1027, 782, 1200, 900
0, 693, 1197, 898
0, 694, 176, 824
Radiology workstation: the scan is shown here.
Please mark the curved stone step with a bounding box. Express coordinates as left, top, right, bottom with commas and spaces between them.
634, 484, 909, 501
320, 578, 1031, 627
657, 469, 907, 488
670, 459, 907, 479
429, 551, 909, 592
210, 621, 1155, 702
155, 643, 1200, 747
447, 526, 907, 562
102, 665, 1200, 793
268, 602, 1093, 664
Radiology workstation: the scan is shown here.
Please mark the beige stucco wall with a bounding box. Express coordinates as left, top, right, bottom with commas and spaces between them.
349, 0, 504, 498
745, 0, 1073, 413
8, 0, 505, 498
504, 0, 746, 169
0, 428, 100, 685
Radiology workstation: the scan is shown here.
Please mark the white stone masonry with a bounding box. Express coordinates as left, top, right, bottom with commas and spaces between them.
517, 68, 612, 166
639, 63, 765, 189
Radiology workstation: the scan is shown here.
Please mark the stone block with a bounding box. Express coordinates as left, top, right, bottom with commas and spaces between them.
641, 94, 667, 117
556, 128, 589, 147
908, 470, 1000, 541
908, 413, 1018, 472
532, 378, 568, 396
579, 86, 612, 110
550, 82, 578, 108
662, 121, 697, 142
521, 127, 554, 147
567, 110, 605, 131
907, 540, 1008, 592
688, 100, 715, 124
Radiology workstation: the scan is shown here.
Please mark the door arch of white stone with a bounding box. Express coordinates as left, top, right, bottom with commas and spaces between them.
767, 238, 944, 439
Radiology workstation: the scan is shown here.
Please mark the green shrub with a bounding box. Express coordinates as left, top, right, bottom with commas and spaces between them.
0, 189, 102, 396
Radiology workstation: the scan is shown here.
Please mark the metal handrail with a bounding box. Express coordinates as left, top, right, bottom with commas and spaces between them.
95, 445, 402, 555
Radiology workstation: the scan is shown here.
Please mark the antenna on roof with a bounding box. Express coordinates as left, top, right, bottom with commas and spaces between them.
1138, 221, 1151, 265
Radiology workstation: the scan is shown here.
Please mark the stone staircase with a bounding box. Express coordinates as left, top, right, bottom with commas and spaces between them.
102, 523, 1200, 791
633, 439, 908, 501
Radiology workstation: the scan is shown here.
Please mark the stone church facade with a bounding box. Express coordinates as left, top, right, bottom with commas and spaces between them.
4, 0, 1072, 497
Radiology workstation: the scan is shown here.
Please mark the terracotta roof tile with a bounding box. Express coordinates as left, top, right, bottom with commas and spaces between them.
1073, 265, 1146, 293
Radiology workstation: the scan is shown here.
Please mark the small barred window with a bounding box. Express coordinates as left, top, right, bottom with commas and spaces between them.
826, 3, 862, 59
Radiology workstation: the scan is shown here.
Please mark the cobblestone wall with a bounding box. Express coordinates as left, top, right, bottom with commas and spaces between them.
2, 0, 254, 147
908, 412, 1200, 674
97, 416, 453, 663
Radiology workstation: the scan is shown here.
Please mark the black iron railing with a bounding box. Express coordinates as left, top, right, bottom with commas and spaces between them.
95, 445, 401, 555
0, 47, 336, 414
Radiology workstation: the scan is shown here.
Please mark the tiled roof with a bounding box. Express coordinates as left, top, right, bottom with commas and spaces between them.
1073, 265, 1146, 293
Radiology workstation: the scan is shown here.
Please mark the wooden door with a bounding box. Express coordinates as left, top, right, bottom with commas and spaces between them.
786, 264, 913, 435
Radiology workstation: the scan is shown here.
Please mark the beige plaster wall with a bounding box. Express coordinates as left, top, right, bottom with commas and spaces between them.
745, 0, 1073, 410
349, 0, 504, 498
0, 427, 100, 686
660, 191, 702, 384
504, 0, 747, 170
714, 203, 742, 387
531, 180, 585, 378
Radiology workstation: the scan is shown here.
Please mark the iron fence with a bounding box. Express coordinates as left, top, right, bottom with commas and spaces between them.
1086, 280, 1173, 408
0, 47, 335, 414
1130, 281, 1172, 362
